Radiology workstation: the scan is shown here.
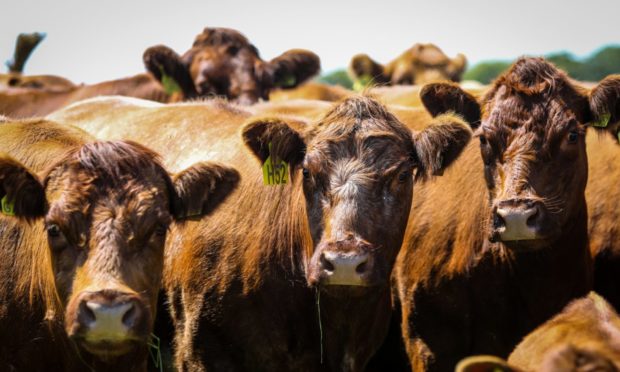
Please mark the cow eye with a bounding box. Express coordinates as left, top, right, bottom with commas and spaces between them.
227, 46, 239, 55
302, 167, 310, 180
398, 170, 411, 183
567, 130, 579, 144
47, 224, 62, 238
479, 136, 488, 145
155, 223, 168, 237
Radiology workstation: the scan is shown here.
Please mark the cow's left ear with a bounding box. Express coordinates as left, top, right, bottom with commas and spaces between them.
241, 117, 307, 166
170, 162, 240, 220
589, 75, 620, 138
0, 155, 46, 220
267, 49, 321, 89
143, 45, 198, 98
455, 355, 520, 372
413, 114, 472, 179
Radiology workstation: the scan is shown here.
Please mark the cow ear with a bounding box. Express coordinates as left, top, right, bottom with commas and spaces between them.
413, 114, 472, 179
241, 117, 307, 166
589, 75, 620, 138
170, 162, 239, 220
268, 49, 321, 89
455, 355, 520, 372
348, 54, 387, 91
143, 45, 198, 98
447, 53, 468, 82
0, 155, 46, 220
420, 82, 481, 128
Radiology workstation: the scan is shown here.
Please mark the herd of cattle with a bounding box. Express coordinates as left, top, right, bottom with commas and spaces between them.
0, 27, 619, 372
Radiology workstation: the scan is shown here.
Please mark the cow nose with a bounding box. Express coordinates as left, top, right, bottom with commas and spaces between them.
494, 199, 541, 241
317, 241, 372, 286
75, 291, 145, 342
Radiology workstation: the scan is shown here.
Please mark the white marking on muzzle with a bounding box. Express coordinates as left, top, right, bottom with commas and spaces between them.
322, 251, 368, 286
84, 301, 132, 342
496, 207, 538, 241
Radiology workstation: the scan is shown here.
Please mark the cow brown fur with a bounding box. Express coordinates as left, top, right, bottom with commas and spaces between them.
49, 95, 471, 371
0, 119, 238, 371
394, 58, 620, 371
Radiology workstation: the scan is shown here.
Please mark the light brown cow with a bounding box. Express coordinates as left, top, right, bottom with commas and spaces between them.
392, 58, 620, 371
456, 292, 620, 372
0, 118, 238, 371
49, 94, 471, 371
349, 43, 467, 89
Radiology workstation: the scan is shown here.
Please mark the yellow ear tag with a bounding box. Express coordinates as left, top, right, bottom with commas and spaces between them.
593, 112, 611, 128
1, 195, 15, 216
352, 75, 372, 92
262, 143, 289, 186
278, 73, 297, 88
159, 66, 182, 95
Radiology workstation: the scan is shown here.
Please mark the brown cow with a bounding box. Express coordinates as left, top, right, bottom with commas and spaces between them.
0, 73, 76, 92
144, 27, 321, 105
49, 94, 472, 371
349, 43, 467, 89
393, 58, 620, 371
456, 292, 620, 372
0, 118, 238, 371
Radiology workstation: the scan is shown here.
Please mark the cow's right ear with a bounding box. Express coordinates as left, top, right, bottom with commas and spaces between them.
0, 155, 46, 220
420, 82, 481, 128
170, 162, 240, 220
348, 54, 387, 91
455, 355, 520, 372
143, 45, 198, 98
241, 117, 307, 166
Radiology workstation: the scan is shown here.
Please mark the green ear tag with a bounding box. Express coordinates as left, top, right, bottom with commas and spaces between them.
352, 75, 372, 92
593, 112, 611, 128
262, 143, 289, 186
159, 66, 182, 95
1, 195, 15, 216
278, 73, 297, 88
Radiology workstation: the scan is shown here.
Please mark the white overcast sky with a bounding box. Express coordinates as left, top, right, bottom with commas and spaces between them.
1, 0, 618, 84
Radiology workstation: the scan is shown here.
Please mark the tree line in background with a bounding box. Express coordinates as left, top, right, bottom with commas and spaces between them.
318, 45, 620, 88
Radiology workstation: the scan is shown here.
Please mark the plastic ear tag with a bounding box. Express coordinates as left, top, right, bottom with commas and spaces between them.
278, 73, 297, 88
352, 75, 372, 92
1, 195, 15, 216
593, 112, 611, 128
262, 143, 289, 185
159, 66, 182, 95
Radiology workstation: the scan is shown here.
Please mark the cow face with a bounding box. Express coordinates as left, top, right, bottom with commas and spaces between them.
348, 43, 467, 90
421, 58, 620, 251
243, 97, 471, 289
143, 27, 320, 104
0, 141, 238, 359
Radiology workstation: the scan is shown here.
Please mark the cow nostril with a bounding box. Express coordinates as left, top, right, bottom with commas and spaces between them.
355, 259, 368, 274
320, 253, 335, 272
81, 301, 96, 324
526, 208, 539, 227
493, 212, 505, 228
121, 303, 137, 328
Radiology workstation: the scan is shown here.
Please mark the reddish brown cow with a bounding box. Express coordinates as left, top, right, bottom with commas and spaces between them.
0, 118, 238, 371
49, 95, 471, 371
392, 58, 620, 371
144, 27, 321, 105
456, 292, 620, 372
349, 43, 467, 89
0, 73, 76, 92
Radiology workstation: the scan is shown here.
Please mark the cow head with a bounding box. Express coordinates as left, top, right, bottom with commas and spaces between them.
0, 141, 238, 360
349, 43, 467, 89
143, 27, 320, 104
421, 58, 620, 251
242, 96, 471, 289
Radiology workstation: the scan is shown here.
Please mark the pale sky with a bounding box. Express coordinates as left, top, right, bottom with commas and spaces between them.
2, 0, 618, 84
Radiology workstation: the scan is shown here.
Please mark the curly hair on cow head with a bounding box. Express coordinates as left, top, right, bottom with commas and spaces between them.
192, 27, 260, 56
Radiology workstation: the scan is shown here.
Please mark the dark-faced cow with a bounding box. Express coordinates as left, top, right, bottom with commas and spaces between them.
456, 292, 620, 372
0, 118, 238, 371
143, 27, 321, 105
393, 58, 620, 371
49, 95, 471, 371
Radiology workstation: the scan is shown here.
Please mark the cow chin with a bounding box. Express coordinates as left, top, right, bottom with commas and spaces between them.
77, 338, 144, 360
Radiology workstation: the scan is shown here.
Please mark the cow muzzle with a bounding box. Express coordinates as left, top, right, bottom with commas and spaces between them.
66, 289, 150, 356
491, 198, 549, 243
308, 235, 381, 287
